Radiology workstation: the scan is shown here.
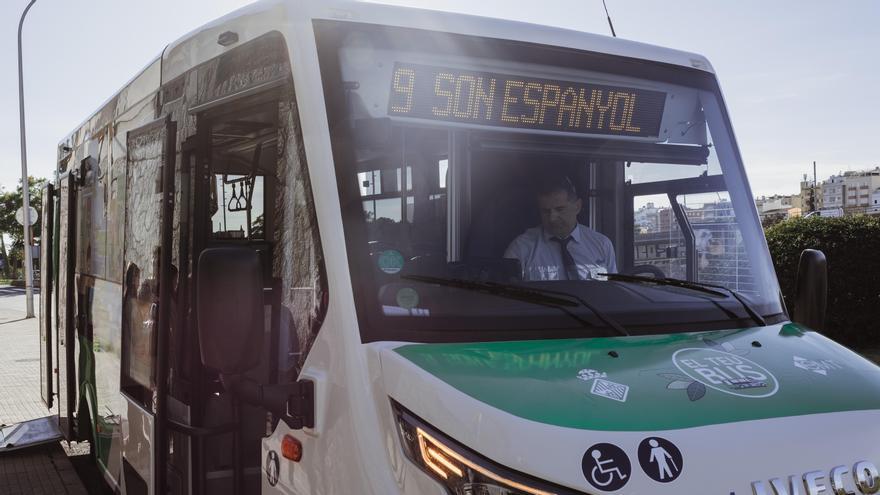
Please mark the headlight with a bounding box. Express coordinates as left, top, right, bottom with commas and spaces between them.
392, 401, 584, 495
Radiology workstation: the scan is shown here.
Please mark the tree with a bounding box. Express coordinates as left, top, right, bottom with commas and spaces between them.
761, 212, 787, 229
0, 176, 47, 279
765, 216, 880, 347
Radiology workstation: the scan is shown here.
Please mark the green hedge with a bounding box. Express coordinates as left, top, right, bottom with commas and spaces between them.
765, 216, 880, 347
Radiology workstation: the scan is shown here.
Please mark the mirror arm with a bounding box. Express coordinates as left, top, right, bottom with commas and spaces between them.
221, 374, 315, 430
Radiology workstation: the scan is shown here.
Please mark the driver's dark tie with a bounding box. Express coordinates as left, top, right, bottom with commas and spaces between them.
551, 236, 581, 281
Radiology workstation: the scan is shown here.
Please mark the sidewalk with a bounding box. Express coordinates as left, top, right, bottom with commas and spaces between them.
0, 287, 88, 494
0, 444, 85, 495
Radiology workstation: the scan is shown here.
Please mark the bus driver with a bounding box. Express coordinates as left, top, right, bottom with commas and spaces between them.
504, 176, 617, 281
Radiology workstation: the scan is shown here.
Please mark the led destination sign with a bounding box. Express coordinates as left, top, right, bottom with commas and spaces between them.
388, 63, 667, 138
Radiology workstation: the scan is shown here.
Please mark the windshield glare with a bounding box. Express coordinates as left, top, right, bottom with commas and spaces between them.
317, 22, 784, 342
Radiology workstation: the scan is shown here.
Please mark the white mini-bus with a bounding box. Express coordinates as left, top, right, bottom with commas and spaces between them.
31, 0, 880, 494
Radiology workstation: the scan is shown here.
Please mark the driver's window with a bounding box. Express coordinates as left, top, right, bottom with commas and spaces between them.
676, 192, 752, 293
632, 194, 688, 279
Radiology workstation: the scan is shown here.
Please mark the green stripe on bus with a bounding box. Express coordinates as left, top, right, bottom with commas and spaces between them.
394, 324, 880, 431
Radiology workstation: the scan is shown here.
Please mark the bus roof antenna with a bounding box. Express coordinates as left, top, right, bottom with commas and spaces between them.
601, 0, 618, 37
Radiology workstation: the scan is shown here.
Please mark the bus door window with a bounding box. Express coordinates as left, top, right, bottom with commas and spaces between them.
275, 87, 328, 379
200, 107, 277, 395
117, 117, 177, 492
121, 119, 176, 407
202, 103, 279, 315
206, 101, 277, 245
210, 174, 266, 240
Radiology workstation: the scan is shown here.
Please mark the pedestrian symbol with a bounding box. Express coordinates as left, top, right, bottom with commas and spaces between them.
637, 437, 683, 483
266, 450, 280, 487
582, 443, 631, 491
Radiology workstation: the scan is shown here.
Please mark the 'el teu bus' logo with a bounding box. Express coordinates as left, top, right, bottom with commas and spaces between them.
672, 348, 779, 399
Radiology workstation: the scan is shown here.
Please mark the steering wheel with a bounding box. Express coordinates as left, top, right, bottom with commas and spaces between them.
625, 264, 666, 279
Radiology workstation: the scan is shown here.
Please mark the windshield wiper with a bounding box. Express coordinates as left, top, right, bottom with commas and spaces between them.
604, 273, 727, 297
603, 273, 766, 327
400, 274, 629, 336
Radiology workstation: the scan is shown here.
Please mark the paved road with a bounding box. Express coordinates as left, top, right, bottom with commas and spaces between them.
0, 287, 88, 494
0, 286, 35, 298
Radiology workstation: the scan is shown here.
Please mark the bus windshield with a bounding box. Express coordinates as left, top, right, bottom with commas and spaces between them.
316, 21, 785, 343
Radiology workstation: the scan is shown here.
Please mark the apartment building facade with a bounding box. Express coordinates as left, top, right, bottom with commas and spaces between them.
821, 167, 880, 215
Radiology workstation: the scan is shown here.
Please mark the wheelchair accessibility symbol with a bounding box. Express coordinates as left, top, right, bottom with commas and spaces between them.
582, 443, 631, 491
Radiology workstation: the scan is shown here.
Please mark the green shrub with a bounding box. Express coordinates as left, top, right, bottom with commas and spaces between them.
765, 216, 880, 347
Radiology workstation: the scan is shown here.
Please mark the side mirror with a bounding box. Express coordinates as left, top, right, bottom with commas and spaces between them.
196, 247, 263, 375
793, 249, 827, 331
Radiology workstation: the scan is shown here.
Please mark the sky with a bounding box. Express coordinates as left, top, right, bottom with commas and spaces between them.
1, 0, 878, 198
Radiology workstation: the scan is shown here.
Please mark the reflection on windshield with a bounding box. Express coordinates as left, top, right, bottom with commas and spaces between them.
319, 23, 784, 340
339, 122, 780, 335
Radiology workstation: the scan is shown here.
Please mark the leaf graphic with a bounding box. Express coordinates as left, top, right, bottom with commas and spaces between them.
666, 380, 691, 390
687, 381, 707, 401
721, 342, 736, 352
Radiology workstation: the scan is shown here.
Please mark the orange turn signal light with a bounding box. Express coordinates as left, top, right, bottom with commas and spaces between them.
281, 435, 302, 462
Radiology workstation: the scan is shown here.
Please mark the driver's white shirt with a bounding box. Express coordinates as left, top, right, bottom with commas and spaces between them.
503, 224, 617, 281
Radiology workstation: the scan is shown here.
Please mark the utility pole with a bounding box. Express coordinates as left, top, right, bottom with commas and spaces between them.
812, 161, 818, 213
18, 0, 37, 318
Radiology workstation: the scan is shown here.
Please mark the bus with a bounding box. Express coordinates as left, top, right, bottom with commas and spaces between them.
32, 0, 880, 493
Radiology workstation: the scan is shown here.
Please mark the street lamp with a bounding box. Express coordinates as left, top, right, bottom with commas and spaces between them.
18, 0, 37, 318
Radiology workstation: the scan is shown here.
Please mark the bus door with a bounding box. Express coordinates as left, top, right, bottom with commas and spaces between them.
40, 182, 56, 409
120, 116, 177, 495
0, 182, 64, 452
189, 96, 281, 495
56, 172, 78, 439
1, 171, 80, 450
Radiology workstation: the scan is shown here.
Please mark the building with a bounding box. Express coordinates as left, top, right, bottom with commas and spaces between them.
634, 202, 660, 233
869, 189, 880, 215
755, 194, 803, 223
820, 167, 880, 216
